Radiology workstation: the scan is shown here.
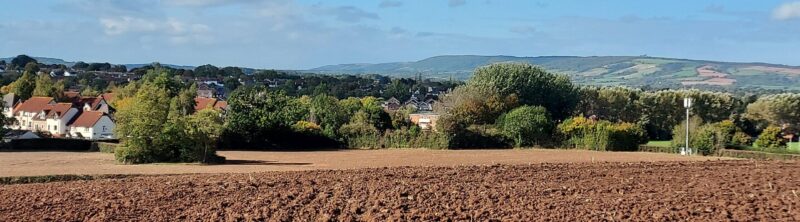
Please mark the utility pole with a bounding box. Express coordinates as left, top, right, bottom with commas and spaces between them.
683, 97, 693, 155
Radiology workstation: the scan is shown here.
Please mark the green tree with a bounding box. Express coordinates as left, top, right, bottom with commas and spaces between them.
10, 71, 36, 100
223, 76, 241, 92
114, 83, 171, 163
309, 94, 348, 137
32, 74, 55, 97
467, 63, 578, 120
754, 126, 787, 149
575, 86, 642, 123
10, 55, 36, 70
225, 86, 303, 145
498, 105, 552, 147
193, 64, 219, 78
746, 93, 800, 133
23, 62, 39, 74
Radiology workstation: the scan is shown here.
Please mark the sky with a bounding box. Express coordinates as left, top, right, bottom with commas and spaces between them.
1, 0, 800, 69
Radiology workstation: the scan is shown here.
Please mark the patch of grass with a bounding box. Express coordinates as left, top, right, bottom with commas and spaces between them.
789, 142, 800, 152
646, 140, 672, 148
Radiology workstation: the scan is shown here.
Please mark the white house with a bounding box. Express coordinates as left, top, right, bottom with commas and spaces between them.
68, 111, 115, 140
44, 103, 79, 136
3, 93, 18, 118
11, 97, 55, 131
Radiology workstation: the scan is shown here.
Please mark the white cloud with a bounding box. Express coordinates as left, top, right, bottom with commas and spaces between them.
100, 17, 161, 35
773, 1, 800, 20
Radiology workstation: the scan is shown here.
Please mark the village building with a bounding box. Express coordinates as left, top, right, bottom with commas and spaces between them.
3, 93, 19, 118
194, 97, 228, 112
44, 103, 80, 136
11, 97, 56, 131
409, 113, 440, 131
67, 111, 115, 140
382, 97, 402, 111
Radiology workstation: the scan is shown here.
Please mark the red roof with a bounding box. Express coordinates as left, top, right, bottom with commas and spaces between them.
194, 97, 216, 111
101, 93, 116, 103
63, 91, 81, 101
213, 101, 227, 110
45, 103, 75, 119
70, 111, 106, 128
13, 97, 55, 114
76, 97, 104, 110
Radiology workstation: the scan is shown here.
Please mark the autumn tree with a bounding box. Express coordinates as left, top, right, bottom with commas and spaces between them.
9, 71, 36, 100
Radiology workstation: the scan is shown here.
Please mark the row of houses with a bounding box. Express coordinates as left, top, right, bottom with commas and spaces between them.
3, 93, 116, 140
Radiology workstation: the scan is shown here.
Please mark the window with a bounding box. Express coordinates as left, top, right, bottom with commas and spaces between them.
102, 126, 107, 132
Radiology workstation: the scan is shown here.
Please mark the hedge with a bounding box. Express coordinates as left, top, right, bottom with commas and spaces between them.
5, 138, 92, 151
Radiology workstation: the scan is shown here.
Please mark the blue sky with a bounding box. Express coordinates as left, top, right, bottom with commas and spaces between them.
1, 0, 800, 69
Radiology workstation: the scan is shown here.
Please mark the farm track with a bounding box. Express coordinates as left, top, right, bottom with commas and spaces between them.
1, 160, 798, 221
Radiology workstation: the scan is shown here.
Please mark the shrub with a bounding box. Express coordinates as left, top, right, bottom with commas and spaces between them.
693, 125, 718, 155
114, 146, 149, 164
731, 131, 753, 146
754, 126, 787, 149
558, 116, 647, 151
94, 142, 120, 153
498, 106, 552, 147
292, 121, 322, 135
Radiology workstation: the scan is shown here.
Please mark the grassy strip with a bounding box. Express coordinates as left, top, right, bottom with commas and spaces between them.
0, 174, 139, 185
717, 149, 800, 161
645, 140, 671, 148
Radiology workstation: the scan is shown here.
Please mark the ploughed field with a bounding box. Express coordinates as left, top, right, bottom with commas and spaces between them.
2, 160, 799, 221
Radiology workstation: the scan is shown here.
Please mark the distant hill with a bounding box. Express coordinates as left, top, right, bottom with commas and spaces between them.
311, 55, 800, 90
1, 56, 195, 71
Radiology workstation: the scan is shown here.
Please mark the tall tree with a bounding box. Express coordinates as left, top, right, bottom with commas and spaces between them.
467, 63, 578, 120
10, 71, 36, 100
10, 55, 36, 70
32, 74, 55, 97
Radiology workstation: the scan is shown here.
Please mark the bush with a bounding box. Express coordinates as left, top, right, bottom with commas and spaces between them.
114, 146, 149, 164
292, 121, 322, 135
498, 105, 552, 147
672, 119, 750, 155
558, 116, 647, 151
693, 125, 718, 155
754, 126, 787, 149
731, 132, 753, 146
93, 142, 120, 153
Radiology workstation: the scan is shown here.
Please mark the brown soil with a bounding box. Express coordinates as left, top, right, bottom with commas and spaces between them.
0, 149, 723, 177
2, 161, 798, 221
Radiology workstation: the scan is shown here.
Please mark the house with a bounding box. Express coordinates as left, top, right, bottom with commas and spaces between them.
403, 94, 434, 112
75, 96, 111, 114
382, 97, 402, 111
44, 103, 80, 137
11, 97, 56, 131
194, 97, 228, 112
409, 113, 440, 131
67, 111, 115, 140
3, 93, 19, 118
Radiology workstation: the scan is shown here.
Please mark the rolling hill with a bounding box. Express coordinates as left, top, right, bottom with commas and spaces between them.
311, 55, 800, 90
